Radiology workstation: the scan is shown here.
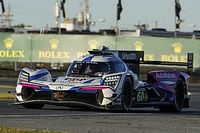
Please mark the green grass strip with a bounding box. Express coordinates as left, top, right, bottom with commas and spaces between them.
0, 126, 64, 133
0, 93, 15, 100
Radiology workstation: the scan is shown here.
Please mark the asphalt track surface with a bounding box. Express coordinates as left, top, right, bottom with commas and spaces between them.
0, 84, 200, 133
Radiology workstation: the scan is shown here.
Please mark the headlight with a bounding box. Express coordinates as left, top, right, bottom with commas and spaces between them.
103, 75, 121, 89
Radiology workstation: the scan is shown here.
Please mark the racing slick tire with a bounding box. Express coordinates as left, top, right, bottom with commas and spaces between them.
121, 77, 133, 112
172, 78, 185, 112
159, 78, 185, 112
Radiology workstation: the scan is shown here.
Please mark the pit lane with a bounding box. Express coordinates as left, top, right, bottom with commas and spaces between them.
0, 84, 200, 133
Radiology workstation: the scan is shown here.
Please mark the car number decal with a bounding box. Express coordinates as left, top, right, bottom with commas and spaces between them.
136, 91, 145, 102
136, 90, 148, 103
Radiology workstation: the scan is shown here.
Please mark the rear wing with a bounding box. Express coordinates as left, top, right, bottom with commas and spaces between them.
89, 48, 194, 76
117, 51, 194, 76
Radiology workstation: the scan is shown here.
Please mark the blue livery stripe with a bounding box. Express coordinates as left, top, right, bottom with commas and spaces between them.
83, 79, 95, 84
82, 56, 94, 62
29, 72, 49, 81
69, 87, 80, 91
40, 86, 50, 91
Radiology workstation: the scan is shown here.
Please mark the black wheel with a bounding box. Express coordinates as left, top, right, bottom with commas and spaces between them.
15, 89, 44, 109
159, 78, 185, 112
23, 104, 44, 109
121, 77, 133, 112
173, 78, 185, 112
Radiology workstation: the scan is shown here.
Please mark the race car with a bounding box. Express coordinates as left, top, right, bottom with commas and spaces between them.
14, 47, 193, 112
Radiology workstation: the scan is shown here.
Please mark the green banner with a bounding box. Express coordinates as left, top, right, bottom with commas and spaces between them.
0, 33, 31, 62
116, 36, 199, 65
31, 34, 116, 62
0, 33, 200, 68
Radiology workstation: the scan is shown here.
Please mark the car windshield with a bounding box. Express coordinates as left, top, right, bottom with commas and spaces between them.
67, 61, 111, 77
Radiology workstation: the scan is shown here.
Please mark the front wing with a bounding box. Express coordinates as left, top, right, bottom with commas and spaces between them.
15, 83, 122, 110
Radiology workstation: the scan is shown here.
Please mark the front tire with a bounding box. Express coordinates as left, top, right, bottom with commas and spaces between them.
121, 77, 133, 112
16, 86, 45, 109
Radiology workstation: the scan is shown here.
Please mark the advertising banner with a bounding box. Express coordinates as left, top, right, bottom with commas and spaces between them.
0, 33, 31, 62
0, 33, 199, 68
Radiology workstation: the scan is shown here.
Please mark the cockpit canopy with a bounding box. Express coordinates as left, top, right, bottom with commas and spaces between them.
67, 56, 126, 77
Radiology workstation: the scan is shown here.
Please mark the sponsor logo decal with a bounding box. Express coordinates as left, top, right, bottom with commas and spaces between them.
67, 78, 87, 84
156, 73, 176, 79
121, 52, 136, 60
161, 81, 176, 85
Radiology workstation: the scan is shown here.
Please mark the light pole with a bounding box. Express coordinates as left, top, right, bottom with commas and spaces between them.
55, 0, 61, 33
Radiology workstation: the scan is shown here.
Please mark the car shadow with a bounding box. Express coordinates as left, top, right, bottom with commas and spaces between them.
42, 105, 200, 115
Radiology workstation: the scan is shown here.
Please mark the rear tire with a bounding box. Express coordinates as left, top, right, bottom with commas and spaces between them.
172, 78, 185, 112
159, 78, 185, 112
121, 77, 133, 112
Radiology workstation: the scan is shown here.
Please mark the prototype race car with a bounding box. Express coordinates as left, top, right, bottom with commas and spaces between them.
14, 47, 193, 112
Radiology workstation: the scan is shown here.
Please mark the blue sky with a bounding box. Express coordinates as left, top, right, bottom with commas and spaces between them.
3, 0, 200, 31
